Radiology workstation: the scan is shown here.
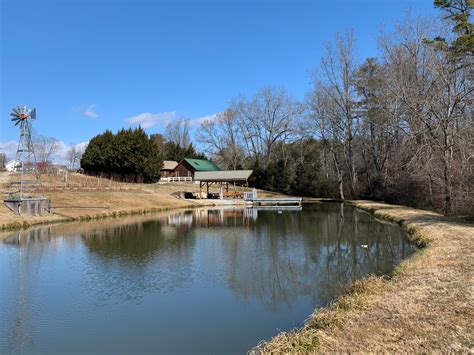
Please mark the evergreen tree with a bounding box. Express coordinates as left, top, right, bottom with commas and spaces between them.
427, 0, 473, 56
159, 140, 206, 162
81, 130, 114, 174
81, 128, 163, 183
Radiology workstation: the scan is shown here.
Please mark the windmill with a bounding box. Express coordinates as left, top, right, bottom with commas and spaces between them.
9, 106, 41, 197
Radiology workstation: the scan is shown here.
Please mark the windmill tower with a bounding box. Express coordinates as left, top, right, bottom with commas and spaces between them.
10, 106, 41, 198
4, 106, 49, 215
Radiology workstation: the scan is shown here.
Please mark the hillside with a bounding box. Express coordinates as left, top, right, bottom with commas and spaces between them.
0, 171, 285, 231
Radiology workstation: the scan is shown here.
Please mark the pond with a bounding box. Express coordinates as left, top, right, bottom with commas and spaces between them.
0, 203, 413, 354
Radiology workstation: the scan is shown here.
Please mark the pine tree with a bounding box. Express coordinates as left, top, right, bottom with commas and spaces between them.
427, 0, 473, 56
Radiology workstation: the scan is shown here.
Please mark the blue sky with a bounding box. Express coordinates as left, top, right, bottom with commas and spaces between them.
1, 0, 438, 160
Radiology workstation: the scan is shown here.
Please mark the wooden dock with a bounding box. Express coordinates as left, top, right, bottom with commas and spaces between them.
250, 205, 302, 211
249, 197, 302, 206
243, 190, 302, 206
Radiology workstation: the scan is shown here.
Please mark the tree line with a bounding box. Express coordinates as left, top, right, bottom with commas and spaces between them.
79, 1, 472, 216
80, 120, 206, 183
197, 2, 473, 216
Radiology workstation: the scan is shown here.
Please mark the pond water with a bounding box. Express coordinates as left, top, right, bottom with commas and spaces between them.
0, 203, 413, 354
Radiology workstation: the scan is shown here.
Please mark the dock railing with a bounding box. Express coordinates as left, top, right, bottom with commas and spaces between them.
243, 188, 257, 201
243, 188, 302, 206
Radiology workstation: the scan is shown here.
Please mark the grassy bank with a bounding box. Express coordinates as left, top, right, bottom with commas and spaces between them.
252, 200, 473, 353
0, 172, 241, 232
0, 172, 283, 233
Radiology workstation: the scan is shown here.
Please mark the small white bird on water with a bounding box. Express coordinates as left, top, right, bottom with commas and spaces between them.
278, 210, 283, 214
361, 244, 368, 248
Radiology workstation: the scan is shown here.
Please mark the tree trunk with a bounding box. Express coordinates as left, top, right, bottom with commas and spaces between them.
332, 149, 345, 200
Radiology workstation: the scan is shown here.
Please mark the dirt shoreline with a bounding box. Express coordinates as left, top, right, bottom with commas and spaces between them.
252, 200, 474, 353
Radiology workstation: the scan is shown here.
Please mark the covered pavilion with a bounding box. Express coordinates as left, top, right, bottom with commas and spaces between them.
194, 170, 253, 197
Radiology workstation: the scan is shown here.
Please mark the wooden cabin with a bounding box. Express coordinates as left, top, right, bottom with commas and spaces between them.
173, 158, 220, 180
161, 160, 178, 178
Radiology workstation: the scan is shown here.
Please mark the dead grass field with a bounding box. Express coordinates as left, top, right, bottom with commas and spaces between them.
0, 171, 283, 231
253, 201, 474, 353
0, 172, 220, 229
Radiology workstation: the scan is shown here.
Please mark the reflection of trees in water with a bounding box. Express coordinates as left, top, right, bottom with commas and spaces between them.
1, 228, 51, 353
80, 220, 197, 307
218, 203, 413, 311
81, 219, 199, 265
79, 204, 411, 312
1, 203, 413, 340
308, 204, 412, 304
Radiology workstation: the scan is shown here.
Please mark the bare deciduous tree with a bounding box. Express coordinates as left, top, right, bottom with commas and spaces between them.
197, 109, 245, 169
193, 15, 473, 217
306, 82, 346, 199
165, 118, 191, 148
66, 146, 84, 170
232, 87, 301, 168
34, 135, 61, 164
378, 16, 473, 214
319, 30, 360, 197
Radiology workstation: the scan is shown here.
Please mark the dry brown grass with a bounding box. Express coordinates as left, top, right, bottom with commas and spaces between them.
0, 172, 248, 231
253, 200, 474, 353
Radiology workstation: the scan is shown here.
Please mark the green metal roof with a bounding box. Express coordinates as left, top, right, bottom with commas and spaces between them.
183, 158, 221, 171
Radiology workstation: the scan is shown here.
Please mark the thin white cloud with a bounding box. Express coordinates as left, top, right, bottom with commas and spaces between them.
190, 113, 219, 127
0, 140, 89, 164
126, 111, 221, 130
84, 104, 99, 118
53, 141, 89, 162
126, 111, 177, 129
0, 140, 19, 161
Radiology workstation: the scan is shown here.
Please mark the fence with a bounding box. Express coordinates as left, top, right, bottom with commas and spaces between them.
160, 176, 193, 182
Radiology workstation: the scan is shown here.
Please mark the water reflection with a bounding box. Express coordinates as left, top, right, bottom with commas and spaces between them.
0, 204, 413, 354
